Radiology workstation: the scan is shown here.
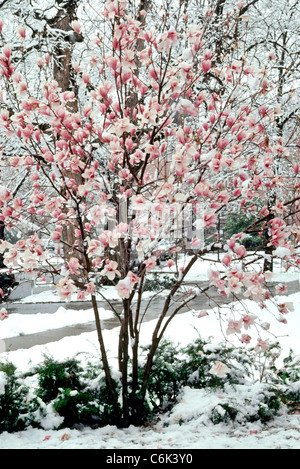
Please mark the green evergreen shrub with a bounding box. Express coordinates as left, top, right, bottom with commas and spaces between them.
34, 356, 122, 428
179, 337, 251, 389
35, 356, 84, 403
143, 274, 176, 292
139, 340, 182, 413
0, 362, 41, 432
52, 388, 101, 428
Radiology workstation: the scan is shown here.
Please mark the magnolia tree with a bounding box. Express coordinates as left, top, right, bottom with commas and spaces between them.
0, 0, 299, 426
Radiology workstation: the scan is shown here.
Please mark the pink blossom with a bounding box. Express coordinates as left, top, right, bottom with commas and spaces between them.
68, 257, 81, 275
235, 245, 246, 258
222, 254, 232, 267
157, 28, 178, 51
278, 302, 294, 314
111, 117, 135, 136
71, 20, 82, 34
271, 229, 287, 247
197, 310, 208, 318
240, 334, 252, 344
0, 186, 11, 202
217, 138, 229, 150
18, 26, 26, 39
21, 250, 38, 273
177, 99, 198, 117
236, 130, 247, 142
77, 290, 87, 300
264, 271, 273, 282
82, 73, 90, 85
101, 259, 121, 281
263, 156, 273, 168
228, 237, 236, 250
2, 206, 12, 217
2, 45, 12, 58
4, 248, 19, 266
51, 231, 61, 242
194, 181, 211, 197
279, 317, 287, 324
127, 271, 140, 285
191, 237, 201, 248
16, 240, 26, 250
275, 283, 287, 294
56, 278, 77, 301
208, 269, 220, 285
209, 361, 230, 378
0, 307, 8, 320
36, 57, 44, 68
132, 195, 148, 212
226, 319, 242, 335
270, 217, 285, 230
106, 231, 119, 248
144, 256, 157, 272
252, 175, 262, 190
87, 239, 103, 256
226, 116, 235, 127
86, 283, 96, 294
116, 277, 133, 299
242, 314, 256, 330
106, 56, 119, 71
201, 59, 211, 73
203, 211, 217, 227
116, 223, 129, 235
254, 339, 269, 353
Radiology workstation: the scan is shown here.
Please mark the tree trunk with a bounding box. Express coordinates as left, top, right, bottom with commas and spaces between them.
0, 221, 5, 268
51, 1, 85, 266
263, 196, 275, 272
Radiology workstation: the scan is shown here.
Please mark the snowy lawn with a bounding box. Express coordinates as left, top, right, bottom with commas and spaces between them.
0, 261, 299, 449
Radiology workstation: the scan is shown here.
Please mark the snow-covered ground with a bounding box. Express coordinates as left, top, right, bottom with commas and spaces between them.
0, 401, 299, 450
0, 257, 299, 449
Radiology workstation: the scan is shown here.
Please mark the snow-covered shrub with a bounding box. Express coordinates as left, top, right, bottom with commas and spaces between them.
179, 337, 254, 388
276, 351, 300, 410
277, 350, 300, 385
165, 384, 282, 428
35, 356, 85, 403
139, 337, 297, 425
34, 355, 122, 428
52, 372, 122, 429
139, 340, 183, 414
139, 337, 255, 417
143, 274, 176, 292
210, 383, 281, 425
0, 371, 7, 396
52, 388, 102, 428
284, 381, 300, 407
0, 362, 41, 433
0, 342, 298, 433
